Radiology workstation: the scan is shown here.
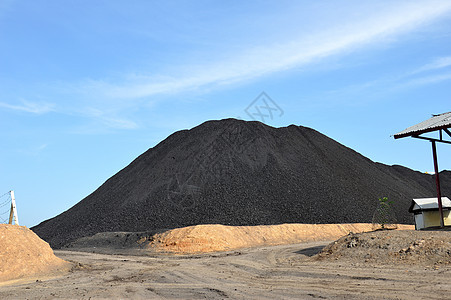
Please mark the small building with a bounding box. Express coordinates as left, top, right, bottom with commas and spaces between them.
409, 197, 451, 230
394, 112, 451, 228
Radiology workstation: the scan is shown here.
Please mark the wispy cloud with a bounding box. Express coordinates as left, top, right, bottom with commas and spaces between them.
402, 72, 451, 87
37, 143, 48, 151
0, 100, 55, 114
5, 2, 450, 131
82, 2, 451, 99
18, 143, 49, 156
373, 55, 451, 88
320, 55, 451, 105
410, 56, 451, 75
0, 98, 139, 131
82, 108, 139, 130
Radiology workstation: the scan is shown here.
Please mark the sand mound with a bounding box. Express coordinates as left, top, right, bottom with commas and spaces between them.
316, 230, 451, 266
144, 223, 413, 254
0, 224, 71, 283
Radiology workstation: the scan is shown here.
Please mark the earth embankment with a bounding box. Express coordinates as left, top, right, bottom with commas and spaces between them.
0, 224, 71, 283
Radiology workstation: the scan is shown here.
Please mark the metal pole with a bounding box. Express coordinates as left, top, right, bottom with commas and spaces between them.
8, 203, 13, 224
431, 141, 444, 228
8, 190, 19, 226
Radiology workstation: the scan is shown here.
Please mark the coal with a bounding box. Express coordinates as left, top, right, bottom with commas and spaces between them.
32, 119, 451, 248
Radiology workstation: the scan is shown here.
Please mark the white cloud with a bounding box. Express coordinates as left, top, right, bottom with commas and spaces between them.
411, 56, 451, 75
81, 108, 139, 130
83, 1, 451, 99
18, 143, 49, 156
382, 56, 451, 88
307, 50, 451, 107
37, 144, 48, 151
101, 117, 138, 130
0, 100, 55, 114
403, 72, 451, 87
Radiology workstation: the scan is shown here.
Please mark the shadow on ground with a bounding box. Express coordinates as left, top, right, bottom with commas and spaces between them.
294, 245, 326, 257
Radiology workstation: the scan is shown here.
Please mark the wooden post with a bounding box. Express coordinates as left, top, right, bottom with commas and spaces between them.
8, 190, 19, 226
431, 141, 444, 228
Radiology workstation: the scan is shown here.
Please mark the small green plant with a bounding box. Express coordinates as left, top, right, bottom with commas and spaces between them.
378, 197, 392, 229
372, 196, 397, 231
378, 197, 392, 204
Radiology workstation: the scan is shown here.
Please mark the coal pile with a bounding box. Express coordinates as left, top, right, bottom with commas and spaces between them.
32, 119, 451, 248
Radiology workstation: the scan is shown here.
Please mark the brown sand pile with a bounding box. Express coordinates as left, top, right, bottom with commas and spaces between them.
145, 223, 414, 254
0, 224, 71, 283
316, 229, 451, 266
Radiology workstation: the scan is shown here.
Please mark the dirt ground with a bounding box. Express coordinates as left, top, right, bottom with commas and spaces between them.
1, 238, 450, 299
317, 229, 451, 266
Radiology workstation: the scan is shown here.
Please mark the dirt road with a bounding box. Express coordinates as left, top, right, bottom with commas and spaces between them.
1, 241, 450, 299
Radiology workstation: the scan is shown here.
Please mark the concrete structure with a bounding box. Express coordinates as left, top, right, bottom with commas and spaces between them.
409, 197, 451, 230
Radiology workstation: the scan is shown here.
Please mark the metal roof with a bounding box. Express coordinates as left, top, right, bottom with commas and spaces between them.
394, 112, 451, 139
409, 197, 451, 213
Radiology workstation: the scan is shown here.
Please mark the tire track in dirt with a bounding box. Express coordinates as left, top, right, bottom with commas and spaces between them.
1, 242, 451, 299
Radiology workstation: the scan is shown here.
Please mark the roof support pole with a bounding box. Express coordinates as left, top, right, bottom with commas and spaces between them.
431, 140, 445, 228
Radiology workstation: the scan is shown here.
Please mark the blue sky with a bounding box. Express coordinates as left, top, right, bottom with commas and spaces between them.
1, 1, 451, 227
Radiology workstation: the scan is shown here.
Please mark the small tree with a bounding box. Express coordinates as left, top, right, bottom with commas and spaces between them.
372, 197, 398, 231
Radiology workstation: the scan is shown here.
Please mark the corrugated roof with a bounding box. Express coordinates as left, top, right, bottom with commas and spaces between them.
409, 197, 451, 212
394, 112, 451, 139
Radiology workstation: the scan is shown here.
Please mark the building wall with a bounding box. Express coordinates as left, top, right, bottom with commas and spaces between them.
417, 210, 451, 229
414, 214, 424, 230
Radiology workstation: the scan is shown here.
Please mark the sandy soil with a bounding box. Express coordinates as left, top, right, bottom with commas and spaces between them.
65, 223, 414, 254
0, 225, 70, 282
145, 223, 412, 253
1, 239, 450, 299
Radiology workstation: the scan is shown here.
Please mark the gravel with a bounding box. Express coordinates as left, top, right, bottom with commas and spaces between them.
316, 230, 451, 266
31, 119, 451, 248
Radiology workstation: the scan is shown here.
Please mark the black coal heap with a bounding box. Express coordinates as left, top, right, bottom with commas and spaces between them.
32, 119, 451, 248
